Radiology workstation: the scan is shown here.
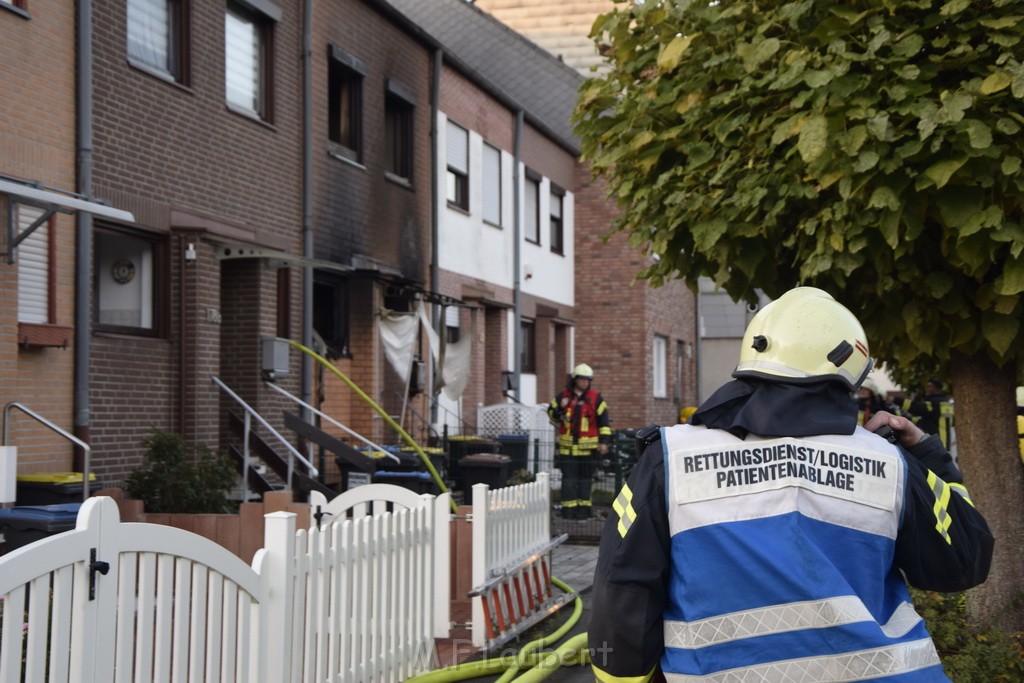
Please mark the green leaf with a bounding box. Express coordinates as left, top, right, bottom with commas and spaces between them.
963, 119, 993, 149
981, 311, 1019, 357
980, 70, 1013, 94
924, 272, 955, 298
658, 34, 697, 73
940, 0, 970, 15
1002, 156, 1022, 175
868, 186, 900, 211
798, 115, 829, 163
741, 37, 781, 73
630, 130, 657, 151
995, 256, 1024, 295
923, 156, 968, 189
692, 217, 729, 252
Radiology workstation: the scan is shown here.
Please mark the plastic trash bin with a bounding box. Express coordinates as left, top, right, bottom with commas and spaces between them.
447, 436, 499, 482
16, 472, 101, 505
460, 453, 511, 504
372, 470, 438, 495
0, 503, 82, 553
496, 434, 530, 472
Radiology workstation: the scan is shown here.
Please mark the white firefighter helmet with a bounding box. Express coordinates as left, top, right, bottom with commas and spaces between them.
572, 363, 594, 379
732, 287, 873, 391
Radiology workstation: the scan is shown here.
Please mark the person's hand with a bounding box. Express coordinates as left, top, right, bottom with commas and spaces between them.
598, 443, 609, 456
863, 410, 926, 448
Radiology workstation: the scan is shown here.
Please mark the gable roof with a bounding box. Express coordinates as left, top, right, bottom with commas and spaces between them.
381, 0, 584, 154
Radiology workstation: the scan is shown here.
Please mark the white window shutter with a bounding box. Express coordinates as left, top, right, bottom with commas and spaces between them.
446, 121, 468, 174
482, 144, 501, 225
17, 205, 49, 324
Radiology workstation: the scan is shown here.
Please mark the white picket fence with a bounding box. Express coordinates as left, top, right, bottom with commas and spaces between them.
0, 477, 558, 681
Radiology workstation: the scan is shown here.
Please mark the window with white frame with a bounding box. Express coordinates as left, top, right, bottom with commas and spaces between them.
225, 0, 276, 120
482, 143, 502, 226
94, 228, 163, 334
127, 0, 185, 81
446, 120, 469, 210
653, 335, 667, 398
524, 173, 540, 244
16, 204, 52, 324
549, 187, 564, 255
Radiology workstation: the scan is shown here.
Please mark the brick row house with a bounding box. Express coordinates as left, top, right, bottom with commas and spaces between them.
2, 0, 695, 498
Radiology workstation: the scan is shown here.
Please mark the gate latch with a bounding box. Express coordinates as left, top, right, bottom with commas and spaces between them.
89, 548, 110, 600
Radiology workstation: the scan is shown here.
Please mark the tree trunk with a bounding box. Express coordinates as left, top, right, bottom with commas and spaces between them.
950, 352, 1024, 630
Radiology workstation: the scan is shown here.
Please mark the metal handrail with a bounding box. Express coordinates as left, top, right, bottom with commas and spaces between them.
211, 377, 318, 498
3, 401, 92, 501
263, 381, 400, 464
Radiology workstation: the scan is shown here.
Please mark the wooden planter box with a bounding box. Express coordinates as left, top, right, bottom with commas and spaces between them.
98, 488, 311, 563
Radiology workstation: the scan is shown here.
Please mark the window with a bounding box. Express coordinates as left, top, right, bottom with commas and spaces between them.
445, 305, 460, 344
385, 81, 415, 181
524, 174, 540, 244
127, 0, 186, 81
520, 319, 535, 373
225, 0, 278, 120
1, 0, 28, 12
94, 228, 164, 334
313, 274, 349, 359
549, 188, 564, 255
653, 335, 667, 398
328, 45, 364, 161
446, 120, 469, 210
16, 204, 53, 324
482, 143, 502, 226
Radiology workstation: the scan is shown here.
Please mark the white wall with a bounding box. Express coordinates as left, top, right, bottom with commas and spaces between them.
435, 112, 574, 309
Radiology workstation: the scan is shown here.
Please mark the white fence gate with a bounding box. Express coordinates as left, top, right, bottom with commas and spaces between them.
0, 497, 268, 682
0, 482, 569, 679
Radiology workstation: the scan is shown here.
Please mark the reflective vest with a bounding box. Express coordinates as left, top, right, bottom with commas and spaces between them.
551, 388, 608, 455
660, 424, 948, 682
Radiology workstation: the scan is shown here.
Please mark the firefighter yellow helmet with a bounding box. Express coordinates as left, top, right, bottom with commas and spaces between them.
732, 287, 872, 391
572, 363, 594, 379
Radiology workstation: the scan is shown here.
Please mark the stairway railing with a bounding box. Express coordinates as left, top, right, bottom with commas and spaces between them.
212, 376, 317, 500
2, 401, 93, 501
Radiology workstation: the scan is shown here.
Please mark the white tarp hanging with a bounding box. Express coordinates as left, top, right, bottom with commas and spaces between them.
440, 327, 472, 401
380, 300, 474, 401
378, 308, 419, 384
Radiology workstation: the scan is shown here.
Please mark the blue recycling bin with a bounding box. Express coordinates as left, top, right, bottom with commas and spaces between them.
0, 503, 82, 553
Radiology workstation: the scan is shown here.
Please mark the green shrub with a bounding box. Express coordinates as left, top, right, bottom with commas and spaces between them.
125, 429, 237, 513
911, 589, 1024, 681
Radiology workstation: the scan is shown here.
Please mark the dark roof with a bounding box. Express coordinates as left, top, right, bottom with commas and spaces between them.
381, 0, 583, 154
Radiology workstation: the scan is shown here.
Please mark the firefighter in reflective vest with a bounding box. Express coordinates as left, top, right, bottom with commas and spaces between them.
548, 363, 612, 519
901, 378, 955, 450
590, 287, 994, 682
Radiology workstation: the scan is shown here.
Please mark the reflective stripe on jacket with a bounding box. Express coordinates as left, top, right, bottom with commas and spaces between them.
548, 388, 611, 455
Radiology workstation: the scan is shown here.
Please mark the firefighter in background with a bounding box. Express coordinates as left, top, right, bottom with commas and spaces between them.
589, 287, 993, 683
856, 376, 903, 426
902, 378, 955, 449
548, 363, 611, 519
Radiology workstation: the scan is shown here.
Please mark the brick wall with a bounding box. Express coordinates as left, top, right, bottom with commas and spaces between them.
0, 2, 79, 471
87, 0, 306, 481
573, 166, 697, 431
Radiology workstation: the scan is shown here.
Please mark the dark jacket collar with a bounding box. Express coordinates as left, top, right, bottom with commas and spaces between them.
690, 379, 858, 439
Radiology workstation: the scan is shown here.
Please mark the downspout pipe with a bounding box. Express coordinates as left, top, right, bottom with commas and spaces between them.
429, 48, 442, 421
512, 110, 523, 403
73, 0, 94, 468
301, 0, 314, 419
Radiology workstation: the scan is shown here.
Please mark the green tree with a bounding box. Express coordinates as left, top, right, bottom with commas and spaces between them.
574, 0, 1024, 629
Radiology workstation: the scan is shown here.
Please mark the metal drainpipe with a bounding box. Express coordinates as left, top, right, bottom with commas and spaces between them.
73, 0, 94, 468
301, 0, 314, 419
512, 110, 523, 403
429, 49, 441, 421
